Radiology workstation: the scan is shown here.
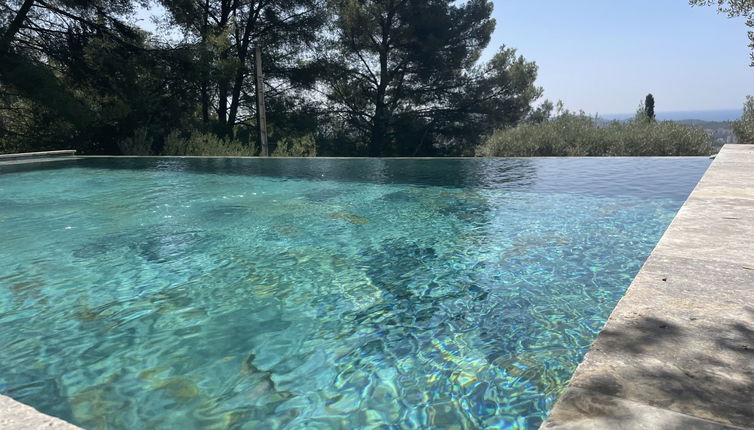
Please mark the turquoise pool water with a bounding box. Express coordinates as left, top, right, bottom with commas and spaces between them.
0, 157, 709, 429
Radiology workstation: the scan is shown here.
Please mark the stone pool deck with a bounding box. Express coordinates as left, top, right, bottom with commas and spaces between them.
0, 394, 81, 429
0, 150, 78, 166
0, 150, 76, 160
542, 144, 754, 429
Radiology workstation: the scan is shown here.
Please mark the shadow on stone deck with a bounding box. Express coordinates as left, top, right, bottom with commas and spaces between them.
544, 309, 754, 429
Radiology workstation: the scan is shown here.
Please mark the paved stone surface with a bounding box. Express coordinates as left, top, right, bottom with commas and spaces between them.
0, 395, 81, 429
541, 388, 748, 430
0, 157, 81, 167
542, 144, 754, 429
0, 150, 79, 167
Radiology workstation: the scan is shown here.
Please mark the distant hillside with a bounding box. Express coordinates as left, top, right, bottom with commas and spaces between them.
602, 109, 742, 122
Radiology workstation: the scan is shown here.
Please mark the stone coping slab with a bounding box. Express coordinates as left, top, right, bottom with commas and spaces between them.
0, 150, 76, 160
0, 395, 81, 429
0, 150, 79, 167
542, 144, 754, 429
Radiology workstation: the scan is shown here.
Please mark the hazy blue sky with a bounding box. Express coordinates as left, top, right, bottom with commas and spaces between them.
484, 0, 754, 115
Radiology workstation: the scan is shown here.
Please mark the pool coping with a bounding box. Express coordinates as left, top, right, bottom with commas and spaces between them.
0, 150, 76, 160
541, 144, 754, 429
0, 150, 79, 167
79, 154, 711, 159
0, 394, 81, 429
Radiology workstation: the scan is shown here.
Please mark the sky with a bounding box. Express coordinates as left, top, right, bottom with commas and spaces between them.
484, 0, 754, 116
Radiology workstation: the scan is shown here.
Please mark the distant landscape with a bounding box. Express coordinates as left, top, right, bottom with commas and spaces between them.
601, 109, 742, 122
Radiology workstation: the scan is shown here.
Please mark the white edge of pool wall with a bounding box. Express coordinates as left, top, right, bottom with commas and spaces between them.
1, 145, 751, 429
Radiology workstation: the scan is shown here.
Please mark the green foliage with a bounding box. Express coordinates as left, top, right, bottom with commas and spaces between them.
4, 0, 750, 158
634, 96, 655, 125
67, 29, 201, 154
1, 0, 324, 155
0, 53, 90, 126
1, 0, 543, 157
477, 111, 713, 157
732, 95, 754, 143
162, 130, 258, 156
645, 94, 656, 121
0, 84, 79, 153
157, 0, 325, 135
526, 100, 555, 124
325, 0, 540, 156
271, 135, 317, 157
1, 1, 201, 154
118, 128, 154, 155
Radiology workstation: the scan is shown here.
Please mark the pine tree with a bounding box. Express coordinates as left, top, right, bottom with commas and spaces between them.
325, 0, 540, 156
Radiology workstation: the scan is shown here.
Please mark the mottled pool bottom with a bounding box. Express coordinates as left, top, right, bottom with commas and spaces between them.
0, 158, 709, 429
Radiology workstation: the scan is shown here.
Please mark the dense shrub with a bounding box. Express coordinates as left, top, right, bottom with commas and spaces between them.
732, 96, 754, 144
477, 112, 714, 156
162, 130, 258, 156
117, 128, 154, 155
114, 129, 319, 157
271, 135, 317, 157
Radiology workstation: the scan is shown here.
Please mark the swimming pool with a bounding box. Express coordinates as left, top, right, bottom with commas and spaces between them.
0, 157, 709, 429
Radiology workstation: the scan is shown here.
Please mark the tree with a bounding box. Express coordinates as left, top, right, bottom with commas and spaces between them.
0, 0, 145, 152
324, 0, 540, 156
645, 93, 656, 121
526, 100, 556, 124
61, 26, 202, 154
157, 0, 325, 137
690, 0, 754, 66
1, 0, 542, 156
733, 95, 754, 143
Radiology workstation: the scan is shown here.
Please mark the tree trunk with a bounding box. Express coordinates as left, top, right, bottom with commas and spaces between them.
255, 44, 268, 156
370, 104, 388, 157
369, 15, 392, 157
217, 81, 228, 131
201, 83, 209, 123
228, 2, 261, 130
227, 70, 244, 128
200, 0, 210, 123
215, 0, 231, 135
